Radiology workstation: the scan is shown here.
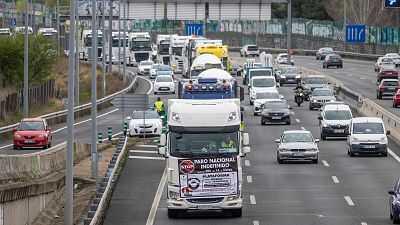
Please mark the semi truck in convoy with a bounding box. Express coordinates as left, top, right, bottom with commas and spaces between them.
156, 34, 173, 65
158, 99, 250, 218
37, 28, 58, 38
190, 54, 223, 78
107, 31, 129, 64
128, 32, 152, 66
79, 30, 103, 61
169, 35, 191, 74
182, 37, 206, 76
0, 28, 11, 36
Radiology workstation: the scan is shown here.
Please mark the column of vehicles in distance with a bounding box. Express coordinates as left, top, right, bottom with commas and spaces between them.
373, 53, 400, 107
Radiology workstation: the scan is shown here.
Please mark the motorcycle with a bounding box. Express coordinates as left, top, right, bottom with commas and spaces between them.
295, 90, 305, 106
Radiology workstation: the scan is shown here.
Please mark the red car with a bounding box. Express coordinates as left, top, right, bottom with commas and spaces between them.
394, 90, 400, 108
377, 67, 398, 82
13, 118, 52, 150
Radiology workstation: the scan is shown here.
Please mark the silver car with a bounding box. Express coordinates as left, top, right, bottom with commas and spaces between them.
309, 88, 336, 110
275, 130, 319, 164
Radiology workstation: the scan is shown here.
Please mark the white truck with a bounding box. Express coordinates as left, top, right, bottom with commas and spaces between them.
156, 34, 173, 65
190, 53, 223, 78
128, 32, 152, 66
158, 99, 250, 218
107, 31, 129, 64
169, 35, 191, 74
79, 29, 103, 61
37, 28, 57, 38
0, 28, 12, 36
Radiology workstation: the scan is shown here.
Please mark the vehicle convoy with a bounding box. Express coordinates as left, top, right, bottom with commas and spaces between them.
374, 57, 395, 71
388, 178, 400, 224
253, 91, 284, 115
79, 30, 103, 61
37, 28, 58, 38
323, 54, 343, 68
347, 117, 389, 157
13, 118, 52, 150
376, 79, 400, 99
249, 76, 277, 105
196, 44, 232, 71
316, 47, 334, 60
169, 35, 191, 73
128, 32, 152, 66
156, 34, 172, 65
189, 54, 223, 78
309, 88, 336, 110
260, 101, 292, 125
275, 130, 319, 164
377, 67, 398, 82
158, 99, 250, 218
126, 110, 162, 137
318, 104, 353, 140
107, 31, 129, 64
384, 53, 400, 67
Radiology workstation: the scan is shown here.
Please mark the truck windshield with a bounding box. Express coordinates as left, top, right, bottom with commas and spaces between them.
112, 38, 128, 47
252, 79, 275, 88
85, 36, 103, 47
170, 132, 239, 157
159, 44, 170, 55
131, 41, 152, 51
172, 47, 183, 56
250, 70, 272, 78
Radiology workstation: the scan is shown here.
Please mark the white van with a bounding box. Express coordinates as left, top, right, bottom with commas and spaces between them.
347, 117, 390, 157
249, 76, 277, 105
319, 104, 352, 140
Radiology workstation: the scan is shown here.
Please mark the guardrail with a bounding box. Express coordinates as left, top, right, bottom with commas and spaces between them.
0, 68, 137, 140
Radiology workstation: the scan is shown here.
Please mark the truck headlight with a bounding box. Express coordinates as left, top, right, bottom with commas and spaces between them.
227, 195, 240, 201
169, 191, 181, 201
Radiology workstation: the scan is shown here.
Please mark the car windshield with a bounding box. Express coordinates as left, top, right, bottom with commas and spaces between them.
247, 46, 258, 51
18, 121, 45, 131
264, 101, 287, 109
280, 67, 298, 74
257, 92, 280, 99
282, 133, 313, 143
279, 54, 287, 58
330, 55, 341, 60
306, 77, 327, 84
382, 81, 399, 86
313, 89, 332, 96
353, 122, 384, 134
156, 76, 173, 82
250, 70, 272, 77
382, 58, 394, 63
170, 132, 239, 157
253, 79, 275, 88
141, 61, 153, 66
131, 111, 159, 119
324, 110, 352, 120
387, 53, 400, 58
158, 65, 172, 71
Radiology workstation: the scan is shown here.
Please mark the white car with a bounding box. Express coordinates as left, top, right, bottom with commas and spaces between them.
249, 76, 278, 105
127, 110, 162, 137
374, 57, 395, 71
384, 53, 400, 67
347, 117, 389, 157
150, 64, 174, 79
138, 61, 154, 75
274, 53, 294, 65
154, 75, 175, 95
253, 91, 284, 116
240, 45, 260, 57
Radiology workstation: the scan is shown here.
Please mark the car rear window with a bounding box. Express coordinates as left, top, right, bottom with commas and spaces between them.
247, 46, 258, 51
382, 81, 399, 86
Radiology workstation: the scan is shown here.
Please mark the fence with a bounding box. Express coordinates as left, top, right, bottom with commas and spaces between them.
0, 79, 55, 120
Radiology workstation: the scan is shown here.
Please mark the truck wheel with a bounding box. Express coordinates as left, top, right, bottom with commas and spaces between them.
167, 209, 180, 218
230, 208, 242, 218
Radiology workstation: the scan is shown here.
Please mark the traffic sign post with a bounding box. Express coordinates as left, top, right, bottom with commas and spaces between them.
345, 25, 366, 43
288, 48, 294, 55
185, 24, 203, 36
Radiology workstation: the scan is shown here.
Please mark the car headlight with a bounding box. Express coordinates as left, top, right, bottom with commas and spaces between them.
15, 134, 21, 138
38, 134, 46, 138
279, 148, 290, 152
169, 84, 174, 88
295, 75, 301, 79
308, 148, 318, 152
312, 100, 317, 103
322, 123, 329, 128
380, 136, 387, 143
352, 137, 359, 142
280, 75, 286, 79
169, 191, 181, 201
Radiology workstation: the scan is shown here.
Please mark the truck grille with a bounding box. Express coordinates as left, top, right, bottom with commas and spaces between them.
186, 197, 224, 204
135, 53, 149, 63
162, 57, 170, 65
178, 60, 183, 70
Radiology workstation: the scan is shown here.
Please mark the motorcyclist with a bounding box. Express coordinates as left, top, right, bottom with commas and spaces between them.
293, 82, 305, 92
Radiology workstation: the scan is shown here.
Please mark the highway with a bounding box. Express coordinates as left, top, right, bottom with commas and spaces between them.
103, 60, 400, 225
0, 71, 152, 155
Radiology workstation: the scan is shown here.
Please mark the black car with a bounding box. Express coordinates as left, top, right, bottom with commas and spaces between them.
316, 47, 334, 60
261, 101, 292, 125
388, 178, 400, 224
278, 66, 301, 86
323, 54, 343, 68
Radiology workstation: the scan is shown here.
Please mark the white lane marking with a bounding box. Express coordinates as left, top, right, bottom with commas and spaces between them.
146, 167, 167, 225
295, 119, 300, 123
360, 77, 365, 80
136, 144, 158, 148
301, 127, 306, 131
129, 156, 165, 160
0, 108, 120, 150
130, 150, 158, 154
361, 222, 367, 225
371, 80, 375, 83
388, 148, 400, 164
247, 175, 253, 183
253, 221, 260, 225
245, 160, 251, 166
344, 196, 355, 206
250, 195, 257, 205
322, 160, 330, 167
138, 76, 154, 95
101, 132, 123, 141
332, 176, 339, 184
348, 74, 353, 77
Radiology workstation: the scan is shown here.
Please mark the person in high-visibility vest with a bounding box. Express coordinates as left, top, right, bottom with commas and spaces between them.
154, 97, 164, 116
240, 111, 245, 130
220, 135, 235, 148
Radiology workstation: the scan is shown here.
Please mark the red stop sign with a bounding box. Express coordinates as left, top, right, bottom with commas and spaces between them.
288, 48, 294, 54
180, 160, 195, 174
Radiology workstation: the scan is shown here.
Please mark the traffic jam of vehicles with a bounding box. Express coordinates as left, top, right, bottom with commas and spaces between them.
9, 30, 400, 223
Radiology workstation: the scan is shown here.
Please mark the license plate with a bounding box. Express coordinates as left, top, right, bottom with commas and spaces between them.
272, 116, 281, 120
24, 140, 35, 144
293, 152, 304, 157
388, 87, 395, 90
197, 205, 213, 210
363, 145, 375, 149
334, 129, 345, 133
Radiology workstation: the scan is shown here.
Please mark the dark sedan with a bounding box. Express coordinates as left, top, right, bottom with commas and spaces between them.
261, 101, 292, 125
316, 47, 334, 60
323, 54, 343, 69
388, 178, 400, 224
278, 66, 301, 86
376, 79, 400, 99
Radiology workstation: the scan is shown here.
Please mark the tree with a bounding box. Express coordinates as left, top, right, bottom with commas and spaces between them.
272, 0, 332, 20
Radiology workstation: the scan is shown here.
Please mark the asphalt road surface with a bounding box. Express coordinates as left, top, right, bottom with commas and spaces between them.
103, 66, 400, 225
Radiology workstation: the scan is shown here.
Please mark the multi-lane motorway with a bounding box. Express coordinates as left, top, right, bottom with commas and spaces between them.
103, 55, 400, 225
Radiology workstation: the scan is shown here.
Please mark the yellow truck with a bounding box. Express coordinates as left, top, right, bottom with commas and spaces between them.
195, 45, 232, 72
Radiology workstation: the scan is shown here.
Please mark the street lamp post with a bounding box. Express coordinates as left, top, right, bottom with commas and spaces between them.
91, 0, 99, 184
286, 0, 292, 65
23, 0, 29, 118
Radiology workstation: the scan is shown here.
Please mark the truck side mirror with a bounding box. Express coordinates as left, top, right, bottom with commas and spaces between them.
242, 133, 249, 146
159, 133, 166, 146
126, 116, 132, 121
158, 147, 166, 156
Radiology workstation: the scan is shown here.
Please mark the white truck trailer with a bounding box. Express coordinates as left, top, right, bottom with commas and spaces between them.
128, 32, 152, 66
156, 34, 173, 65
79, 29, 103, 61
158, 99, 250, 218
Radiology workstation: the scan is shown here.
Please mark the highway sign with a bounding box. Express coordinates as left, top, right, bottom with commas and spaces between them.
185, 24, 203, 36
345, 25, 366, 43
77, 0, 119, 17
385, 0, 400, 8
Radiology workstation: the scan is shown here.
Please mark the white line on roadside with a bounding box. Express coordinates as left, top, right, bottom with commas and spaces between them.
360, 77, 365, 80
245, 160, 251, 166
146, 167, 167, 225
332, 176, 339, 184
253, 221, 260, 225
344, 196, 355, 206
322, 160, 330, 167
388, 148, 400, 164
250, 195, 257, 205
371, 81, 375, 83
129, 156, 165, 160
295, 119, 300, 123
101, 132, 123, 142
247, 176, 253, 183
301, 127, 306, 131
138, 76, 154, 95
129, 150, 159, 154
136, 144, 158, 148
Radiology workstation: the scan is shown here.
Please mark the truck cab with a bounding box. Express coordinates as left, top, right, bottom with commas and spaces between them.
107, 31, 128, 64
190, 54, 223, 78
79, 30, 103, 61
170, 35, 191, 73
158, 99, 250, 218
128, 32, 152, 66
37, 28, 57, 38
157, 34, 173, 65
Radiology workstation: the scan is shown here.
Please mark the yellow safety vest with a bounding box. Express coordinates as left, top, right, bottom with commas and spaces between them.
221, 140, 234, 148
155, 101, 163, 112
